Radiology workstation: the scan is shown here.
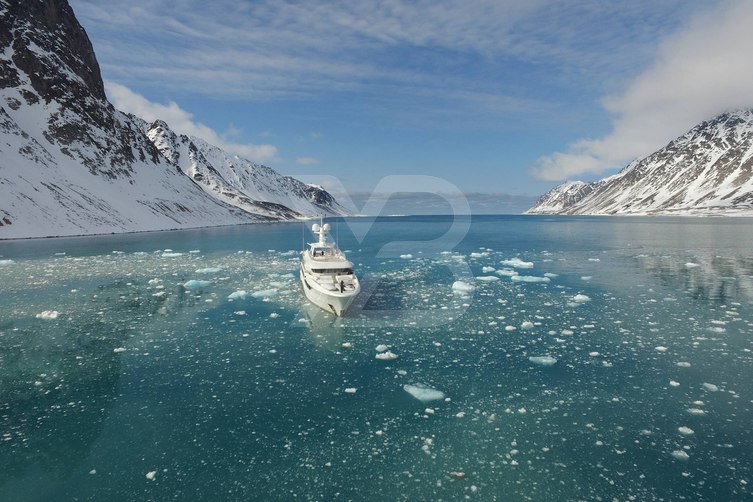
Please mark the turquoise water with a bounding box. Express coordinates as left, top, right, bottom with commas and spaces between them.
1, 215, 753, 501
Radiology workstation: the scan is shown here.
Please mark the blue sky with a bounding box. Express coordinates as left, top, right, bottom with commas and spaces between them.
69, 0, 753, 199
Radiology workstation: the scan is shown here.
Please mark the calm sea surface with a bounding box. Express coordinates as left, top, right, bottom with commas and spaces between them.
1, 215, 753, 501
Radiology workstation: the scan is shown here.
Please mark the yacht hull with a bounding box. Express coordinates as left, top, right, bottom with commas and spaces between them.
300, 268, 358, 317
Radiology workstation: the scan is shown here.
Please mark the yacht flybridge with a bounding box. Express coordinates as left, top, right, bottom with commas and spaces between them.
300, 221, 360, 316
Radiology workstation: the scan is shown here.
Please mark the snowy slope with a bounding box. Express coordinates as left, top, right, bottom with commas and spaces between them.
0, 0, 342, 240
527, 109, 753, 216
145, 120, 344, 219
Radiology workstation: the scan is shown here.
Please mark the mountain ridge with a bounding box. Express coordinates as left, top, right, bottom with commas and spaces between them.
0, 0, 342, 240
527, 109, 753, 216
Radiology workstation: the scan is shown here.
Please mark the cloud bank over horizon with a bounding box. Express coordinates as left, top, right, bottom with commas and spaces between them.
531, 0, 753, 182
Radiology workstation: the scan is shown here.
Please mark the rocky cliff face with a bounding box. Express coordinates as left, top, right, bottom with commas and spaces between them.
0, 0, 342, 239
527, 109, 753, 216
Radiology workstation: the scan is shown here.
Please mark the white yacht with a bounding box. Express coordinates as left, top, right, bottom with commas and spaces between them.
300, 221, 360, 316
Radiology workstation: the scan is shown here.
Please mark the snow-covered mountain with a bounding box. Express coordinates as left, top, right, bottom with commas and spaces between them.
144, 120, 343, 220
527, 109, 753, 216
0, 0, 342, 240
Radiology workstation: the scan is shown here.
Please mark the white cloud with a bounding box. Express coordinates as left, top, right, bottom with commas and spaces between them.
105, 81, 278, 164
296, 157, 320, 166
532, 0, 753, 182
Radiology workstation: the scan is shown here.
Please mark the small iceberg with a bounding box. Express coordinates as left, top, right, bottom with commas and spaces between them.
375, 351, 398, 360
529, 356, 557, 366
452, 281, 475, 294
501, 257, 534, 269
404, 383, 445, 402
195, 267, 222, 274
228, 290, 249, 300
511, 275, 550, 283
36, 310, 59, 320
183, 280, 211, 289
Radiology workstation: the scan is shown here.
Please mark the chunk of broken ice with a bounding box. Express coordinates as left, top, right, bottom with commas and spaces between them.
183, 280, 211, 289
404, 383, 445, 402
529, 356, 557, 366
36, 310, 59, 320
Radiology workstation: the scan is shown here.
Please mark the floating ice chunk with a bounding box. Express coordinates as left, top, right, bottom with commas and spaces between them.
344, 388, 357, 394
571, 294, 590, 303
161, 252, 183, 258
400, 254, 413, 259
496, 268, 519, 277
581, 276, 592, 281
146, 470, 157, 480
505, 325, 516, 331
670, 380, 680, 387
589, 351, 600, 357
521, 321, 534, 330
228, 290, 249, 300
482, 266, 496, 273
511, 275, 550, 283
685, 262, 700, 268
251, 289, 277, 298
148, 278, 161, 286
234, 311, 246, 316
375, 344, 389, 352
455, 411, 466, 418
452, 281, 475, 294
678, 426, 695, 436
36, 310, 59, 320
702, 383, 719, 392
676, 362, 692, 368
529, 356, 557, 366
671, 450, 690, 461
404, 383, 445, 402
113, 347, 126, 353
544, 272, 558, 278
560, 329, 574, 336
501, 258, 534, 269
269, 312, 280, 318
183, 280, 211, 289
376, 351, 398, 360
687, 408, 706, 415
0, 259, 14, 266
588, 258, 600, 262
195, 267, 222, 274
476, 275, 500, 282
470, 252, 489, 258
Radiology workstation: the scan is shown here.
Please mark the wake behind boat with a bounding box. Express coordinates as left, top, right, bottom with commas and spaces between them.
300, 221, 360, 316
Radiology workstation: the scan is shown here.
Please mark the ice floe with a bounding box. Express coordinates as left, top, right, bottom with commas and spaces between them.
501, 257, 534, 268
571, 294, 591, 303
228, 290, 249, 300
183, 280, 211, 289
511, 275, 550, 283
403, 383, 445, 402
376, 351, 399, 360
702, 383, 719, 392
529, 356, 557, 366
195, 267, 222, 274
678, 426, 695, 436
35, 310, 59, 320
671, 450, 690, 461
452, 281, 475, 294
